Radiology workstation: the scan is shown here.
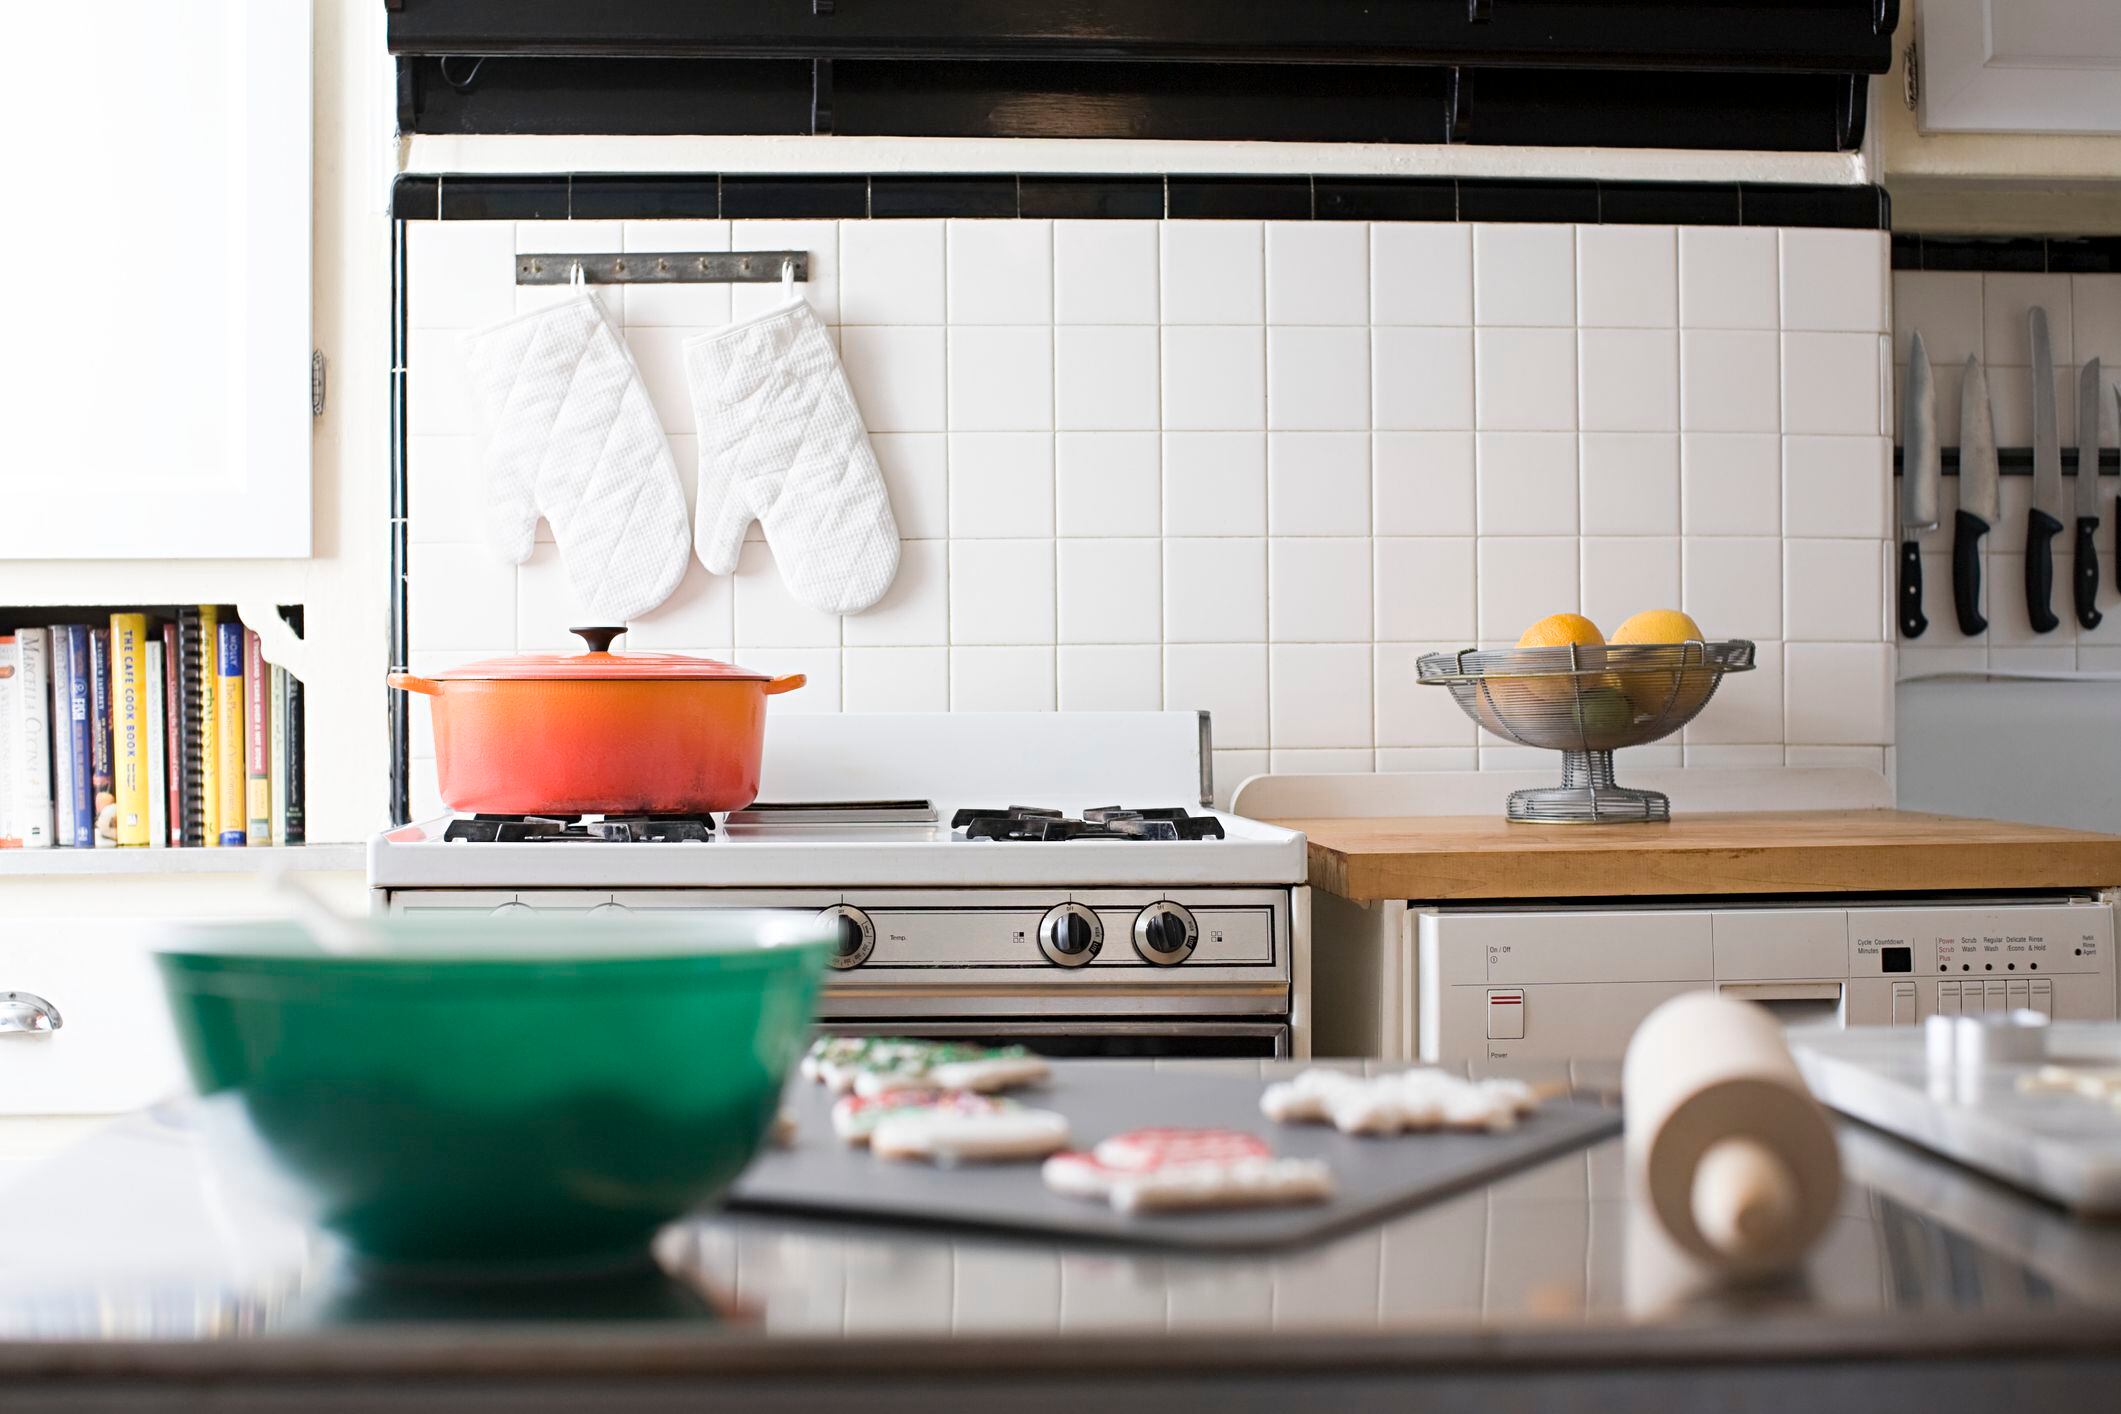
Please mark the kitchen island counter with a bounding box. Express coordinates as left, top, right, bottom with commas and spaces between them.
1275, 808, 2121, 903
3, 1061, 2118, 1410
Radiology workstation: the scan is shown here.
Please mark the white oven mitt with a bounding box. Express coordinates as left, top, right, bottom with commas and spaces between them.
463, 288, 691, 622
683, 281, 899, 614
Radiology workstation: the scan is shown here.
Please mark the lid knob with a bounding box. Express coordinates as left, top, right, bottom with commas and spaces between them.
570, 626, 625, 654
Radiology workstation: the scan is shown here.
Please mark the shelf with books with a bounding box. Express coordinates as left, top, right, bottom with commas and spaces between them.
2, 605, 306, 856
0, 842, 361, 877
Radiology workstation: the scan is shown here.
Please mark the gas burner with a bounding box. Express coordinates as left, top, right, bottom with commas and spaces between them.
950, 806, 1226, 843
441, 813, 716, 843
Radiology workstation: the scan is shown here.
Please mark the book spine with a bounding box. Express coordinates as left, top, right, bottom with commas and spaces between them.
49, 629, 75, 846
161, 622, 183, 847
87, 627, 114, 845
146, 639, 168, 850
215, 618, 245, 847
12, 628, 54, 848
62, 625, 94, 848
197, 607, 219, 846
176, 610, 205, 846
269, 665, 287, 850
244, 628, 271, 846
0, 637, 16, 846
280, 669, 305, 846
111, 614, 151, 847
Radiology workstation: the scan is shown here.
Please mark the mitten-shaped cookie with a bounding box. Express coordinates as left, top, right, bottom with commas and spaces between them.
464, 290, 690, 622
684, 292, 899, 614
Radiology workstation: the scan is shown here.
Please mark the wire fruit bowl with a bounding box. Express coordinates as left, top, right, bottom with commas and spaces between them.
1416, 641, 1756, 823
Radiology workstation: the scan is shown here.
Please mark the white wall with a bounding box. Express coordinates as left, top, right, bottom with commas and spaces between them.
404, 214, 1896, 808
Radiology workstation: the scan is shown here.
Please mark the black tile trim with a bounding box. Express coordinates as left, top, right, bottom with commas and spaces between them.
1020, 175, 1165, 220
1894, 234, 2121, 274
1166, 175, 1312, 220
388, 220, 412, 829
391, 174, 439, 221
393, 172, 1889, 228
870, 174, 1019, 218
571, 174, 718, 220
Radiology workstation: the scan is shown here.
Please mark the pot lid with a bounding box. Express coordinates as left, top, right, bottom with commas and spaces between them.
430, 628, 774, 682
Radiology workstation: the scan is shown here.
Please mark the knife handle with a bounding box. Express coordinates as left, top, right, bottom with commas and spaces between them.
1952, 510, 1988, 637
1897, 540, 1927, 639
2026, 509, 2063, 634
2077, 519, 2104, 632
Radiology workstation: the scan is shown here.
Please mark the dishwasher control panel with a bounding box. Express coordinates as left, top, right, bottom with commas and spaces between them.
1418, 900, 2117, 1063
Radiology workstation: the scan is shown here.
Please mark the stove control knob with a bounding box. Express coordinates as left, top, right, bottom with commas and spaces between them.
1132, 901, 1198, 965
821, 904, 875, 970
589, 902, 631, 915
489, 901, 532, 916
1038, 903, 1103, 968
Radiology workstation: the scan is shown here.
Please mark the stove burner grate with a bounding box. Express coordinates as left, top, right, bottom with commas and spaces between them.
442, 813, 716, 844
950, 805, 1225, 843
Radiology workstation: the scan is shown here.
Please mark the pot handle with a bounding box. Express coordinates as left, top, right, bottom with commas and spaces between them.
570, 626, 625, 654
764, 674, 807, 696
387, 671, 443, 696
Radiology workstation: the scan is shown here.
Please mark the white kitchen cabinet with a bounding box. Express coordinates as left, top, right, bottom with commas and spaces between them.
0, 1, 312, 558
1918, 0, 2121, 135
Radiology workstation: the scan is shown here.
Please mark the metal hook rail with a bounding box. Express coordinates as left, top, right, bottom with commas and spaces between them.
516, 251, 809, 285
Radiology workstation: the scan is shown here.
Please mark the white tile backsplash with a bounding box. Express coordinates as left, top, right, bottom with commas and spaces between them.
1055, 221, 1159, 325
1057, 432, 1161, 537
1474, 224, 1575, 327
1161, 222, 1264, 324
406, 211, 1897, 790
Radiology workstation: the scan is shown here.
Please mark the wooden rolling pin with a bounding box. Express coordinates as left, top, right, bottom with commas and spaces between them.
1623, 993, 1841, 1277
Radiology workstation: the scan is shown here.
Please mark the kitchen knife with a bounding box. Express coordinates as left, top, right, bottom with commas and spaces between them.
2076, 358, 2104, 631
2026, 307, 2063, 634
1898, 331, 1938, 639
1954, 355, 1998, 636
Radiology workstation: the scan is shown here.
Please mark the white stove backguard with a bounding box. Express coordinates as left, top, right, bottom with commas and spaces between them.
755, 710, 1210, 813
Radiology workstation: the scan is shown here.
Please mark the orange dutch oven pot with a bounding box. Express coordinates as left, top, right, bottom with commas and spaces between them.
387, 627, 805, 815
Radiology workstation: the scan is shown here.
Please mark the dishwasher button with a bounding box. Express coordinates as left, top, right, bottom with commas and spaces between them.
1486, 989, 1525, 1041
1891, 981, 1917, 1026
1935, 981, 1961, 1017
2007, 978, 2030, 1013
2030, 978, 2053, 1018
1985, 980, 2009, 1014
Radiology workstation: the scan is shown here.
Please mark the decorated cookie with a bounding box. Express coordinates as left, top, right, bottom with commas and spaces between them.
847, 1042, 1052, 1098
831, 1087, 1011, 1146
870, 1106, 1072, 1165
1043, 1127, 1332, 1214
1261, 1067, 1544, 1136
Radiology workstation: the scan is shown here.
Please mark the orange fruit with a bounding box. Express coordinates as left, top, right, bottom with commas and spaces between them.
1517, 613, 1604, 650
1610, 609, 1711, 717
1513, 614, 1608, 707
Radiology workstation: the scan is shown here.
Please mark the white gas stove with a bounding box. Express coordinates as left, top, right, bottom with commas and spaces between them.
370, 713, 1311, 1058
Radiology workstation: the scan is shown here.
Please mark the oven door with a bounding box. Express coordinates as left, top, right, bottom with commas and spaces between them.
812, 1019, 1289, 1060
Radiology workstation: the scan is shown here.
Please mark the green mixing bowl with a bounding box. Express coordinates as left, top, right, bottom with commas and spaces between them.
155, 912, 831, 1278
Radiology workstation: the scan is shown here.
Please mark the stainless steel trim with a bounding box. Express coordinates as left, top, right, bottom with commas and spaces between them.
517, 251, 808, 285
1, 991, 62, 1035
814, 1017, 1291, 1057
819, 990, 1288, 1020
1197, 710, 1214, 808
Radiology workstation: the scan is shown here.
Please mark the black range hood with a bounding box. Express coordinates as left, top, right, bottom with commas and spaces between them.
386, 0, 1897, 151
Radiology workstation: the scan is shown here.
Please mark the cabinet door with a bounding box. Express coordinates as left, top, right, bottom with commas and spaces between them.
1921, 0, 2121, 135
0, 1, 311, 558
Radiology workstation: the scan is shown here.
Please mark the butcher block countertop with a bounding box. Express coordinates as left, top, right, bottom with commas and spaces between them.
1273, 809, 2121, 902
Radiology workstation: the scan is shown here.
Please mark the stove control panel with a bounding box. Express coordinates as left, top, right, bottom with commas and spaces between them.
820, 904, 876, 970
1038, 903, 1105, 968
1133, 901, 1199, 965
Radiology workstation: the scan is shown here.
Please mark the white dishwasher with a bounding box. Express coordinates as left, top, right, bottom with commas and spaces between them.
1417, 898, 2115, 1062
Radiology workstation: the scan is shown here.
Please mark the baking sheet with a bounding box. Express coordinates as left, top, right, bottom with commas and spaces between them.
728, 1062, 1620, 1251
